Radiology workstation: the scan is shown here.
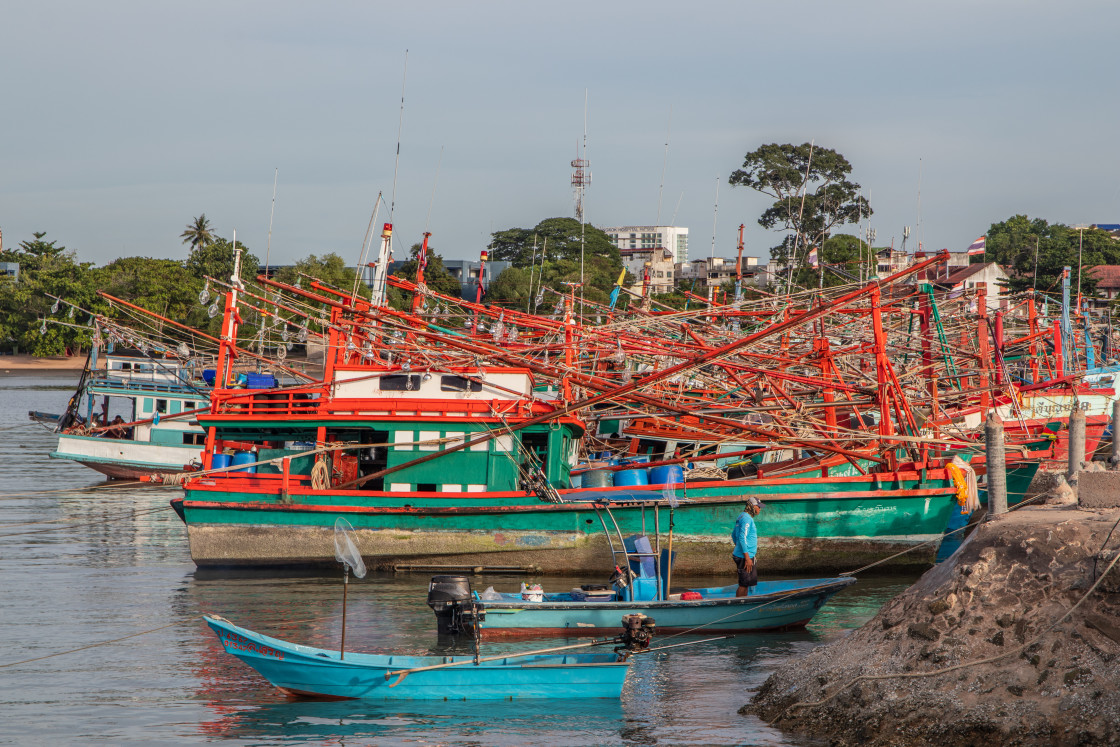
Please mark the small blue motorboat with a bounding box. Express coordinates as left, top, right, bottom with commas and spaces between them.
203, 614, 636, 700
465, 577, 856, 638
428, 501, 856, 638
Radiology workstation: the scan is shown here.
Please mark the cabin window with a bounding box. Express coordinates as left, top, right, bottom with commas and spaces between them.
441, 484, 462, 492
522, 432, 549, 475
466, 484, 486, 492
440, 375, 482, 392
418, 430, 440, 451
155, 399, 168, 414
389, 483, 411, 492
182, 433, 206, 446
119, 362, 132, 371
380, 374, 421, 391
470, 433, 489, 451
493, 434, 514, 452
417, 483, 437, 492
170, 401, 182, 415
445, 431, 465, 449
141, 398, 152, 415
393, 430, 414, 451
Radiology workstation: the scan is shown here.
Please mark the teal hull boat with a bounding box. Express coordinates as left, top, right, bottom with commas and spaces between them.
204, 615, 630, 700
475, 577, 856, 638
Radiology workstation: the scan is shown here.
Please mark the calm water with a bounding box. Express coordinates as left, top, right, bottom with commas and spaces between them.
0, 373, 915, 745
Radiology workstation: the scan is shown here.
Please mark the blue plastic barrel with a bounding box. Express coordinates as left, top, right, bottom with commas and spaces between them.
211, 453, 232, 470
202, 369, 217, 385
582, 469, 613, 488
649, 464, 684, 485
614, 468, 650, 487
231, 450, 257, 473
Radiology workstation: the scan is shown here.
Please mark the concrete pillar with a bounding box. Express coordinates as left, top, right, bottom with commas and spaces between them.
985, 413, 1007, 517
1111, 399, 1120, 469
1068, 407, 1087, 487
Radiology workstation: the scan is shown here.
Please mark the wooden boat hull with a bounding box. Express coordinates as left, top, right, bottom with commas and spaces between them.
174, 472, 961, 572
477, 577, 856, 638
50, 434, 201, 479
204, 615, 629, 700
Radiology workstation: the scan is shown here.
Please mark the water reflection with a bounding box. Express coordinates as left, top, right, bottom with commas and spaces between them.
0, 377, 912, 745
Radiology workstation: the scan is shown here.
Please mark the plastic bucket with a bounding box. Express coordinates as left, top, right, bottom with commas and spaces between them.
231, 450, 257, 473
649, 464, 684, 485
582, 469, 614, 488
211, 453, 232, 470
614, 468, 650, 487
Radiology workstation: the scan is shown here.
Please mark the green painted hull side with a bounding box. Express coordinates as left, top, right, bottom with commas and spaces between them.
180, 489, 956, 540
177, 475, 960, 571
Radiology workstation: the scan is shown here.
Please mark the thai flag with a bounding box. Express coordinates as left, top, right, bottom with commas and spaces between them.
966, 236, 986, 256
807, 247, 819, 267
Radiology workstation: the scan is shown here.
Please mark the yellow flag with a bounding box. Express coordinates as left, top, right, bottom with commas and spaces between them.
615, 268, 627, 286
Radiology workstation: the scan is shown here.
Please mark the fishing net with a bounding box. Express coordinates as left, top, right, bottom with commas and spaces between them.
333, 517, 367, 578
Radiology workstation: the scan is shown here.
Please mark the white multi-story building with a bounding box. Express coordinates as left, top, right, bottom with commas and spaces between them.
602, 225, 689, 264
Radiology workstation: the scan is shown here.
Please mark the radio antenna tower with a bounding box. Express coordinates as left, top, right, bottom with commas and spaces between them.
571, 144, 590, 223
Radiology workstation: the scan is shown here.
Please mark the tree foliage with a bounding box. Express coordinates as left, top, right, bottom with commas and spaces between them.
97, 257, 199, 323
391, 243, 463, 299
274, 252, 364, 293
181, 214, 216, 252
985, 215, 1119, 295
729, 143, 870, 268
185, 237, 260, 288
489, 217, 620, 267
0, 232, 98, 355
484, 218, 623, 310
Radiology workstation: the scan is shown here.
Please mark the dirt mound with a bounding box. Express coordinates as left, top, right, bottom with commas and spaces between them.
745, 505, 1120, 746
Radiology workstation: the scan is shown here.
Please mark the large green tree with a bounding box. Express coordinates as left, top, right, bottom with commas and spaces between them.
185, 236, 260, 287
96, 257, 199, 324
0, 232, 99, 355
729, 143, 870, 271
985, 216, 1119, 295
485, 218, 623, 309
488, 217, 621, 267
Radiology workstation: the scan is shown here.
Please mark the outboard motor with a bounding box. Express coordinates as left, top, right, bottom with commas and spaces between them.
427, 575, 479, 636
616, 613, 656, 654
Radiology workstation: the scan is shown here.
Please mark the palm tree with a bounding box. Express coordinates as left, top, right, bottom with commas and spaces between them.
181, 214, 215, 252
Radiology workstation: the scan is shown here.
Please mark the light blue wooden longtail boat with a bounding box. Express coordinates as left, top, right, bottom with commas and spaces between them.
475, 577, 856, 638
204, 614, 630, 700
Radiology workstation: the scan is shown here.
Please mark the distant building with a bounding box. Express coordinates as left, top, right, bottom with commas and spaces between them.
393, 258, 513, 301
602, 226, 689, 263
1087, 265, 1120, 306
621, 247, 676, 295
931, 262, 1009, 312
676, 256, 761, 291
0, 262, 17, 281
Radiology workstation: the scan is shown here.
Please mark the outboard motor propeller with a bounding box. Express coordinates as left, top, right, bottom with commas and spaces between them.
426, 575, 481, 636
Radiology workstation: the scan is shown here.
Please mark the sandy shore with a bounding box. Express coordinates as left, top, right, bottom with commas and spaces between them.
0, 354, 87, 373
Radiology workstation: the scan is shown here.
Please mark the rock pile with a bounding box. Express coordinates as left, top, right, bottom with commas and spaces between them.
745, 505, 1120, 746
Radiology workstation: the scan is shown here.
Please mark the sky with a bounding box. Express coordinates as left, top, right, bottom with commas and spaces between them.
3, 1, 1119, 269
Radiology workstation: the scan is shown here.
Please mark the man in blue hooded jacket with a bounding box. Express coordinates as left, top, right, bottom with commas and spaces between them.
732, 496, 762, 597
